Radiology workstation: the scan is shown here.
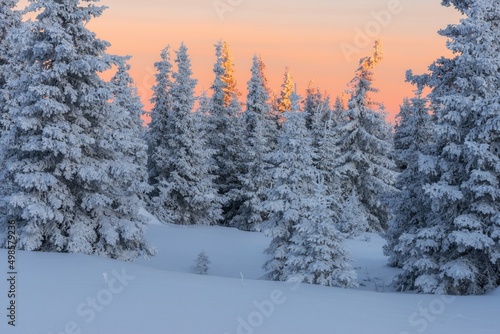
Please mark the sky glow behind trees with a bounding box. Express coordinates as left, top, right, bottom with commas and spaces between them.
13, 0, 461, 123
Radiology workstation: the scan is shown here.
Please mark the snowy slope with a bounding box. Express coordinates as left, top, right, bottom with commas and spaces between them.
1, 212, 499, 334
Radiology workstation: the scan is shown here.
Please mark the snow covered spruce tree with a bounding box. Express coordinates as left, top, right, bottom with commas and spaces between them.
0, 0, 21, 247
305, 83, 335, 164
260, 110, 315, 280
0, 0, 21, 128
0, 0, 20, 92
260, 110, 355, 287
394, 0, 500, 295
335, 40, 396, 232
146, 46, 173, 194
108, 56, 151, 202
244, 54, 277, 148
150, 43, 222, 225
0, 0, 154, 260
383, 78, 435, 269
275, 67, 295, 123
193, 250, 211, 275
230, 55, 275, 231
310, 98, 361, 237
303, 81, 326, 130
331, 94, 347, 125
207, 40, 244, 225
286, 182, 357, 288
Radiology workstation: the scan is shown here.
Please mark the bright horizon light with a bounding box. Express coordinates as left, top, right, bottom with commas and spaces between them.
17, 0, 462, 123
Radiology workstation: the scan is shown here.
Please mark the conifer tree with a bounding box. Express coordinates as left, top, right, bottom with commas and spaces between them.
0, 0, 22, 246
0, 0, 20, 82
331, 95, 346, 125
335, 40, 396, 232
290, 90, 302, 113
0, 0, 153, 260
261, 110, 356, 286
286, 183, 357, 288
244, 54, 276, 145
260, 111, 318, 280
151, 43, 222, 225
147, 46, 173, 193
339, 190, 369, 237
220, 41, 240, 108
383, 80, 435, 269
0, 0, 21, 124
193, 250, 211, 275
394, 0, 500, 295
231, 55, 274, 231
108, 56, 151, 202
303, 81, 325, 130
276, 67, 295, 121
208, 40, 244, 225
196, 90, 212, 116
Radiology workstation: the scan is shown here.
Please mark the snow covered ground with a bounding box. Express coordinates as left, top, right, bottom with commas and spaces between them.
1, 211, 499, 334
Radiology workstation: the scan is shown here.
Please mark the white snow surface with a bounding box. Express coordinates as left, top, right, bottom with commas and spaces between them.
1, 211, 499, 334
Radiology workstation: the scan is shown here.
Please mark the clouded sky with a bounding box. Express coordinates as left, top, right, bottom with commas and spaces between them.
21, 0, 463, 122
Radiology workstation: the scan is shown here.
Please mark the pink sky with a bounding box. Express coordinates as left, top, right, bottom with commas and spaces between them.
21, 0, 463, 122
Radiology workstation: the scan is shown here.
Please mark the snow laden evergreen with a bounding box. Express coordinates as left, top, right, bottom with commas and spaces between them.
207, 40, 244, 225
0, 0, 20, 86
260, 110, 354, 285
275, 67, 295, 123
310, 101, 361, 237
394, 0, 500, 295
244, 55, 277, 148
0, 0, 22, 246
260, 110, 316, 280
150, 43, 222, 225
230, 55, 275, 231
196, 90, 211, 116
0, 0, 21, 125
286, 182, 357, 288
146, 46, 173, 193
339, 190, 369, 238
383, 79, 435, 269
108, 56, 151, 202
335, 40, 396, 232
305, 83, 335, 164
331, 94, 346, 126
193, 250, 211, 275
0, 0, 153, 260
303, 82, 326, 130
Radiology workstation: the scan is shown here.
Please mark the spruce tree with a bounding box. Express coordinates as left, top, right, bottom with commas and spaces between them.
244, 54, 276, 147
312, 103, 357, 236
0, 0, 22, 246
0, 0, 20, 90
276, 67, 295, 122
395, 0, 500, 295
335, 40, 396, 232
0, 0, 153, 260
151, 43, 222, 225
383, 80, 434, 269
208, 40, 244, 225
259, 111, 317, 280
303, 81, 325, 130
108, 56, 151, 203
0, 0, 21, 127
286, 183, 357, 288
231, 55, 275, 231
339, 190, 369, 238
331, 95, 346, 125
146, 46, 173, 195
261, 110, 356, 286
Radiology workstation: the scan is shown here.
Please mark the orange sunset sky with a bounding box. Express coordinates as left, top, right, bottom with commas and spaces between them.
21, 0, 463, 123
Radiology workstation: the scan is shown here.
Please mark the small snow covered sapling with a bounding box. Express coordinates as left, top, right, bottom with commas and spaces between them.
193, 251, 211, 275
